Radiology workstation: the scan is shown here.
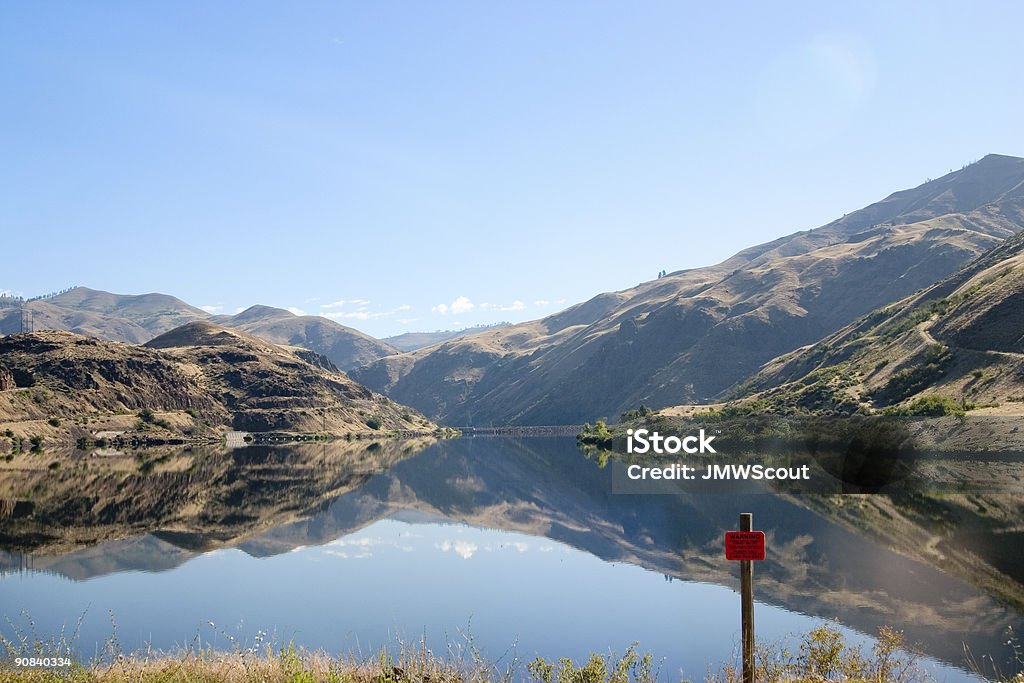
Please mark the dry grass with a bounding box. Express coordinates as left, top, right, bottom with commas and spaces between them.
5, 623, 1020, 683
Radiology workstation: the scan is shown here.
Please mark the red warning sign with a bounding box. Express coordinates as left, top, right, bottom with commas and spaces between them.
725, 531, 765, 561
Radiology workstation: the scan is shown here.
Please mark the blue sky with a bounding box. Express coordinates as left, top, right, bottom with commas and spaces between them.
2, 2, 1022, 338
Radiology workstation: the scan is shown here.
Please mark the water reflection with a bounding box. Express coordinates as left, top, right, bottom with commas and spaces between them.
1, 437, 1022, 679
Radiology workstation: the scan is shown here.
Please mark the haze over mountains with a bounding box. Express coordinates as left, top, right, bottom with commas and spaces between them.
2, 154, 1023, 427
351, 154, 1024, 424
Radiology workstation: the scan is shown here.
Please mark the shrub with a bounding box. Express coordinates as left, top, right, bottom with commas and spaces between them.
365, 417, 382, 430
578, 420, 613, 446
885, 394, 965, 417
138, 408, 172, 430
47, 417, 61, 427
621, 404, 654, 421
875, 345, 952, 404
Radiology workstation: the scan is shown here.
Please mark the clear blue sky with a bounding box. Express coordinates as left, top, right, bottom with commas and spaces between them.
2, 2, 1021, 338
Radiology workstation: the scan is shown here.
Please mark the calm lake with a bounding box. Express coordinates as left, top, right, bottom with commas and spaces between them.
1, 436, 1022, 681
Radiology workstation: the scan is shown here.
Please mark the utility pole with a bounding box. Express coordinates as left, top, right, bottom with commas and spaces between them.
20, 306, 33, 334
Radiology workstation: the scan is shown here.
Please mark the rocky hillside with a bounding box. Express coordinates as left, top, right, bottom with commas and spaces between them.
352, 154, 1024, 425
0, 322, 434, 443
737, 230, 1024, 415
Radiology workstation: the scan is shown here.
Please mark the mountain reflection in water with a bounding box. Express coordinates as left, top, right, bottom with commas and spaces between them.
1, 437, 1021, 680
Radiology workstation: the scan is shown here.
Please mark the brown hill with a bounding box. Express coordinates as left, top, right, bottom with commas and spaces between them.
212, 305, 398, 370
48, 287, 210, 333
352, 154, 1024, 425
0, 322, 435, 443
737, 229, 1024, 415
0, 287, 208, 342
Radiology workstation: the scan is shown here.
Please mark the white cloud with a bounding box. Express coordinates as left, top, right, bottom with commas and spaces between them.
324, 535, 412, 557
433, 295, 474, 316
322, 310, 374, 321
286, 307, 306, 316
320, 303, 410, 323
533, 300, 549, 306
321, 298, 371, 310
437, 540, 478, 560
233, 306, 247, 314
328, 537, 375, 547
480, 300, 525, 312
200, 304, 223, 314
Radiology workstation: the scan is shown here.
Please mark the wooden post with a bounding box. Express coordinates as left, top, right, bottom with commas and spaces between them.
740, 512, 754, 683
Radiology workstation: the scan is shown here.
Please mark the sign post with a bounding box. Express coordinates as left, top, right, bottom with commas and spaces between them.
725, 513, 764, 683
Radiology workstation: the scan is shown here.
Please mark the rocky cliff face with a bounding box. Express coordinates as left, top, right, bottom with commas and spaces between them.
0, 367, 14, 392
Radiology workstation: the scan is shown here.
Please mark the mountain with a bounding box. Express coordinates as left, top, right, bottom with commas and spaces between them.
0, 288, 398, 371
735, 229, 1024, 414
0, 286, 208, 343
211, 305, 397, 370
383, 323, 509, 352
0, 322, 435, 442
351, 154, 1024, 425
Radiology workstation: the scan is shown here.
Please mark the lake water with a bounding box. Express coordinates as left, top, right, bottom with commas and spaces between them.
1, 436, 1022, 681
